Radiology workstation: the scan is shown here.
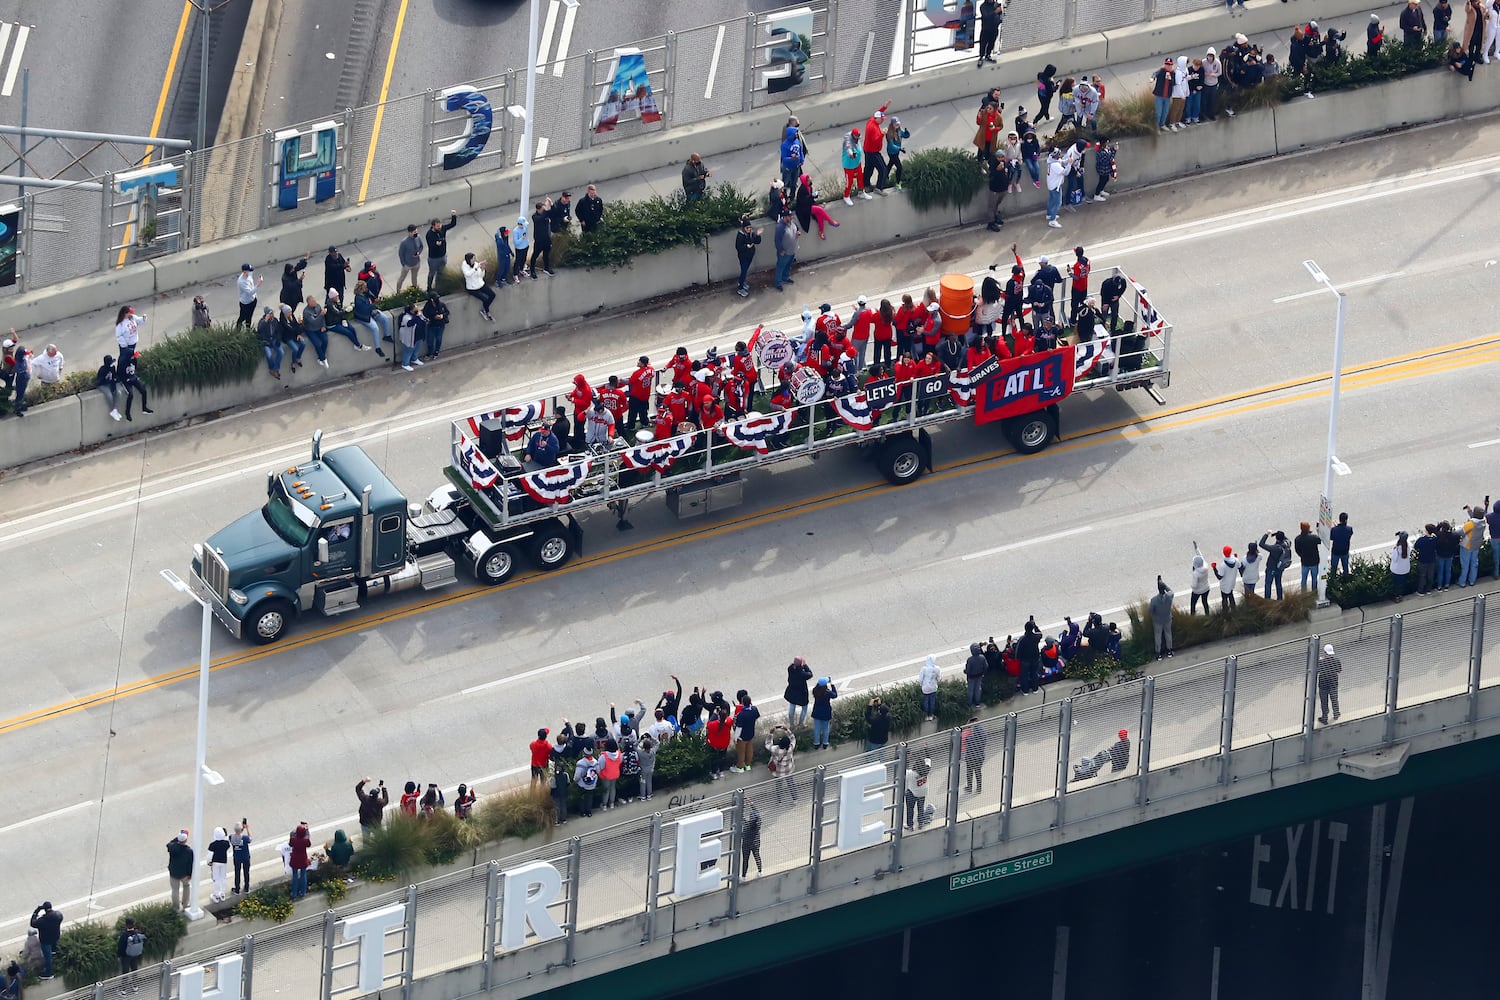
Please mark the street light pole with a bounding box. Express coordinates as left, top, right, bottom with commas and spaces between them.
516, 0, 579, 225
1303, 259, 1349, 608
189, 0, 239, 152
161, 569, 214, 920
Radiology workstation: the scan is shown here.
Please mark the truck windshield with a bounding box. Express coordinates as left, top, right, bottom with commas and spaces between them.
263, 480, 316, 546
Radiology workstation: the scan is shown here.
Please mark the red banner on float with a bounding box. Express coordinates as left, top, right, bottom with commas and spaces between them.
972, 347, 1076, 426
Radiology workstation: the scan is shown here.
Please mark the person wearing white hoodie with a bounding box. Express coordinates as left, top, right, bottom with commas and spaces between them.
918, 655, 942, 720
207, 827, 231, 902
1189, 543, 1212, 615
1212, 545, 1241, 613
1045, 149, 1068, 228
1168, 56, 1190, 129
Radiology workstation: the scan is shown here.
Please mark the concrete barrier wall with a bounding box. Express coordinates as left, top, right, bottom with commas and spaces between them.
1103, 0, 1387, 66
9, 70, 1498, 470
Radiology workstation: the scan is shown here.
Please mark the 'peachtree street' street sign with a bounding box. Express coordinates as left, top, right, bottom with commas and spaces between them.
949, 850, 1055, 891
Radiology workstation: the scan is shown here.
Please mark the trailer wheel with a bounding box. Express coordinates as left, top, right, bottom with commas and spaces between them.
530, 525, 573, 570
1006, 412, 1055, 455
878, 434, 926, 486
247, 599, 294, 645
474, 543, 520, 586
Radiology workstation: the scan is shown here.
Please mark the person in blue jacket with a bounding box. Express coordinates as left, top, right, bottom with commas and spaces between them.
779, 121, 805, 192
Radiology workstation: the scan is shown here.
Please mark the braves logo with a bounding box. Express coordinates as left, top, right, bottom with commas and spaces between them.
518, 458, 592, 505
620, 434, 694, 474
721, 411, 794, 454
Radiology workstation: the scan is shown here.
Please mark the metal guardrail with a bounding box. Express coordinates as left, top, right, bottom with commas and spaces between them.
47, 591, 1496, 1000
6, 0, 1229, 296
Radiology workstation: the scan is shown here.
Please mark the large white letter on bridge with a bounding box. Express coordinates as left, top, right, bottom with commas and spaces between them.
837, 762, 890, 850
674, 810, 726, 898
500, 861, 566, 949
338, 902, 406, 992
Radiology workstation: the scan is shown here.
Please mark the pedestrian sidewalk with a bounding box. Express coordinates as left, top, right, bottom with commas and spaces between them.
8, 4, 1386, 400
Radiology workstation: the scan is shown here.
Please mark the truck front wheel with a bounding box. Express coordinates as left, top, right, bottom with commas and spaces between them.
475, 543, 520, 586
246, 599, 294, 645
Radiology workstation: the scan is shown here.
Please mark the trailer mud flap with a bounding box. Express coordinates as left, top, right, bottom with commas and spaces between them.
567, 514, 583, 558
919, 429, 934, 473
1048, 403, 1061, 440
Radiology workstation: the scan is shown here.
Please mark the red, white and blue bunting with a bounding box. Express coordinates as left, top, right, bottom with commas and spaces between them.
1131, 279, 1167, 337
619, 434, 695, 474
1073, 331, 1110, 380
464, 408, 503, 440
720, 411, 794, 454
501, 401, 547, 442
948, 368, 974, 406
458, 433, 500, 489
517, 458, 592, 505
829, 391, 876, 431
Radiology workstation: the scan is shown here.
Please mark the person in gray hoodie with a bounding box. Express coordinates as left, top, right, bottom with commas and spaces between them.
1149, 576, 1174, 660
773, 210, 799, 291
1189, 544, 1211, 615
1258, 530, 1290, 599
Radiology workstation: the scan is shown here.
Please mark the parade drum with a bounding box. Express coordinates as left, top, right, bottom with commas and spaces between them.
757, 329, 793, 370
635, 429, 655, 445
675, 421, 700, 437
789, 365, 826, 404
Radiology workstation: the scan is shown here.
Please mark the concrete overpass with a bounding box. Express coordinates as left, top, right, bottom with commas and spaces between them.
72, 592, 1498, 1000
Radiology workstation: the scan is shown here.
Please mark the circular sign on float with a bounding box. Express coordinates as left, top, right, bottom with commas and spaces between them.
789, 366, 825, 404
757, 329, 793, 370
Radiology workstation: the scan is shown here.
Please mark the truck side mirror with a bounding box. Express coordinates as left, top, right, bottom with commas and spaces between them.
317, 537, 330, 565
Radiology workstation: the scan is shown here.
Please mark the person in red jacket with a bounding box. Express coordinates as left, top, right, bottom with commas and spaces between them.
894, 293, 921, 359
529, 728, 552, 784
862, 104, 891, 192
723, 372, 752, 417
1067, 245, 1091, 324
1013, 324, 1036, 356
921, 300, 942, 353
287, 824, 312, 899
813, 303, 842, 340
600, 375, 628, 427
627, 356, 655, 431
652, 404, 677, 443
872, 299, 896, 369
965, 341, 990, 370
661, 385, 691, 425
705, 707, 734, 780
843, 295, 876, 371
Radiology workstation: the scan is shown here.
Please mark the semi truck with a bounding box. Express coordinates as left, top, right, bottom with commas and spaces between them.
189, 268, 1171, 644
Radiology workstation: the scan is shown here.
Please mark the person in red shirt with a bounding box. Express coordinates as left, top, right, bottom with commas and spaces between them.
529, 728, 552, 784
691, 374, 716, 418
1068, 245, 1091, 325
893, 293, 920, 359
921, 300, 942, 353
704, 707, 734, 780
1013, 324, 1036, 357
723, 372, 752, 417
662, 385, 692, 424
668, 346, 692, 387
987, 333, 1013, 361
862, 104, 892, 191
399, 780, 420, 816
844, 295, 876, 371
627, 355, 655, 431
600, 376, 628, 427
871, 299, 897, 369
965, 341, 990, 370
730, 340, 756, 384
699, 396, 724, 428
652, 404, 677, 442
814, 303, 842, 340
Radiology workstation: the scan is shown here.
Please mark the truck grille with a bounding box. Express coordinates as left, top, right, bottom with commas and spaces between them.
200, 545, 231, 601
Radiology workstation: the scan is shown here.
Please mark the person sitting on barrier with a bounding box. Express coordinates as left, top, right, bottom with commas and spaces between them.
323, 289, 364, 352
1039, 636, 1064, 681
349, 280, 389, 357
1109, 729, 1132, 771
1058, 617, 1081, 661
1081, 612, 1111, 655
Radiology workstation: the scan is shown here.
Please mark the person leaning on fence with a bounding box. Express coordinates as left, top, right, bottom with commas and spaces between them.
904, 758, 932, 829
739, 796, 763, 877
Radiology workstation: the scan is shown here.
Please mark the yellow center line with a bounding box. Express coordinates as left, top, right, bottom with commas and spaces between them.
1, 339, 1493, 738
356, 0, 411, 206
116, 0, 195, 269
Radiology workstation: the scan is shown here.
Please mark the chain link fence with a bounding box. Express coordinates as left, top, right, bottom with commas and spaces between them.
1397, 600, 1478, 707
191, 131, 266, 245
1231, 639, 1311, 750
348, 91, 428, 206
22, 180, 102, 290
672, 18, 752, 126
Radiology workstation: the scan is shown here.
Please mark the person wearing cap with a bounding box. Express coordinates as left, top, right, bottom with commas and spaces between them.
547, 191, 573, 234
1316, 644, 1342, 724
1150, 57, 1175, 131
839, 128, 867, 205
842, 295, 877, 370
583, 396, 616, 449
779, 122, 805, 192
1401, 0, 1429, 43
734, 217, 762, 298
96, 355, 123, 421
165, 830, 195, 912
235, 263, 263, 329
324, 245, 351, 299
1065, 246, 1091, 323
861, 103, 891, 193
510, 215, 530, 284
1212, 545, 1242, 613
1108, 729, 1132, 771
424, 211, 459, 291
773, 209, 799, 292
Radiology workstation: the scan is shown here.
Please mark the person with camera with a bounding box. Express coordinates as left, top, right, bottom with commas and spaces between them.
355, 778, 389, 843
864, 697, 892, 756
28, 902, 61, 980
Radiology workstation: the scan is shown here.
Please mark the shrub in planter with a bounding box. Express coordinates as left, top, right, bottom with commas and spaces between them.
651, 730, 717, 786
423, 809, 484, 866
1123, 590, 1316, 657
1326, 553, 1394, 608
234, 885, 295, 924
309, 866, 351, 904
562, 183, 755, 270
355, 815, 431, 880
473, 784, 555, 844
116, 902, 187, 962
1096, 90, 1158, 138
902, 147, 987, 212
54, 921, 117, 990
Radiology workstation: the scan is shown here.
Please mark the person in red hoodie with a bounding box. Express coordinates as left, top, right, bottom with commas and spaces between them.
705, 707, 734, 780
862, 104, 891, 192
566, 374, 593, 450
287, 824, 312, 899
843, 295, 876, 371
626, 356, 654, 431
529, 727, 552, 784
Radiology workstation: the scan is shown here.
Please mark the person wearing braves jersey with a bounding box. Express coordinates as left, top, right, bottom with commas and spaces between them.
723, 373, 752, 416
662, 385, 692, 424
584, 398, 617, 448
668, 346, 693, 387
600, 375, 628, 428
813, 302, 841, 339
1067, 246, 1092, 324
627, 356, 655, 431
652, 405, 677, 443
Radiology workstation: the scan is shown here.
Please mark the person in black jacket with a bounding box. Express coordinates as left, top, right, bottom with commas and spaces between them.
529, 202, 554, 278
1099, 271, 1127, 332
576, 184, 605, 233
977, 0, 1001, 65
29, 902, 62, 980
421, 293, 450, 360
864, 697, 891, 755
985, 155, 1008, 232
355, 778, 389, 842
119, 352, 153, 421
117, 917, 146, 982
547, 191, 573, 234
1017, 619, 1042, 693
277, 304, 306, 373
324, 246, 350, 299
424, 211, 459, 291
783, 656, 813, 727
734, 218, 762, 298
279, 255, 309, 308
964, 642, 988, 706
1293, 520, 1323, 592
